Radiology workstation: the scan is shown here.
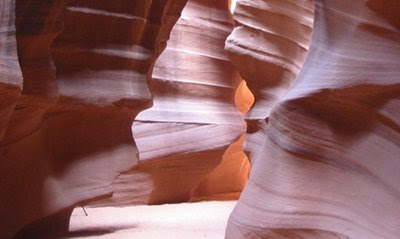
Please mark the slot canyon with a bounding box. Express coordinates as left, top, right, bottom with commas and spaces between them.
0, 0, 399, 238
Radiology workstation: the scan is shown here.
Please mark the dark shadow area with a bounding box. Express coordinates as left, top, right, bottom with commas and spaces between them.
13, 208, 73, 239
65, 226, 134, 238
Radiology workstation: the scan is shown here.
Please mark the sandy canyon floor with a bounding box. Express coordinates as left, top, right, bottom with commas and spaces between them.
65, 201, 236, 239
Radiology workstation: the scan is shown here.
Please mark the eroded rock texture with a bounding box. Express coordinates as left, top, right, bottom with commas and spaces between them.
225, 0, 314, 162
90, 0, 249, 206
0, 1, 187, 238
226, 0, 400, 239
0, 0, 22, 141
2, 0, 398, 238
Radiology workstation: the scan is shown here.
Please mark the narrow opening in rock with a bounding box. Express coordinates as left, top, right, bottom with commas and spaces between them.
235, 80, 255, 116
230, 0, 238, 14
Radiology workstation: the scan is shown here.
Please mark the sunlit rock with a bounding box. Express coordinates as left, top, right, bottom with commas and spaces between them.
92, 0, 249, 206
226, 0, 400, 238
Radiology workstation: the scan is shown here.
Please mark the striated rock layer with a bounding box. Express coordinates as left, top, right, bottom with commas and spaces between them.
0, 1, 187, 238
225, 0, 314, 163
226, 0, 400, 238
0, 0, 22, 141
91, 0, 249, 207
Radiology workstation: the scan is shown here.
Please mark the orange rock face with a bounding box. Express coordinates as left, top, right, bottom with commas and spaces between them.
0, 0, 187, 238
1, 0, 399, 238
0, 1, 22, 141
91, 0, 250, 206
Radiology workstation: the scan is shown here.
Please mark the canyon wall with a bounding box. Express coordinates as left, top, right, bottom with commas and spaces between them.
91, 0, 250, 206
0, 1, 187, 238
0, 0, 22, 142
225, 0, 314, 163
1, 0, 399, 238
226, 0, 400, 238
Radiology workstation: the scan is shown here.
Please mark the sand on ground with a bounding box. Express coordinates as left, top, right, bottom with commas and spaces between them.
65, 201, 236, 239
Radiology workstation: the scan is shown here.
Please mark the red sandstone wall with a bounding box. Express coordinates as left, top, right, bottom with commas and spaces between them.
0, 1, 187, 238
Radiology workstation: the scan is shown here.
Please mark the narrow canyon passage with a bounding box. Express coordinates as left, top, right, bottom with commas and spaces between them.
1, 0, 399, 239
67, 1, 254, 237
87, 0, 252, 207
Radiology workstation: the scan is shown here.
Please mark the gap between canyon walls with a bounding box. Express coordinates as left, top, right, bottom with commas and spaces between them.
224, 0, 315, 236
89, 0, 253, 207
1, 1, 188, 239
224, 0, 315, 163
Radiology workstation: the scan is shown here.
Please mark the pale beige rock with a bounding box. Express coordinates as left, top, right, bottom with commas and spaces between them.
226, 0, 400, 238
225, 0, 314, 163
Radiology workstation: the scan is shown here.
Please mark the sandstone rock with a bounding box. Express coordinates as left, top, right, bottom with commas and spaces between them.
91, 0, 249, 206
225, 0, 314, 163
0, 1, 187, 238
2, 0, 398, 238
226, 0, 400, 238
0, 0, 22, 141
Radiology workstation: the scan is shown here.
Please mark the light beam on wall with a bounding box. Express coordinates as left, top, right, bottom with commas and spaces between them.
230, 0, 237, 14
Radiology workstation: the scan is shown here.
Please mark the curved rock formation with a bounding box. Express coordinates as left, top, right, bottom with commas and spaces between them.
0, 0, 22, 141
2, 0, 399, 238
226, 0, 400, 238
91, 0, 249, 206
0, 1, 187, 238
225, 0, 314, 162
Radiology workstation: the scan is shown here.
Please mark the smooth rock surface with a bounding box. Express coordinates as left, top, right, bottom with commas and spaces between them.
0, 1, 187, 238
91, 0, 249, 207
2, 0, 399, 238
225, 0, 314, 163
226, 0, 400, 238
0, 0, 22, 141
